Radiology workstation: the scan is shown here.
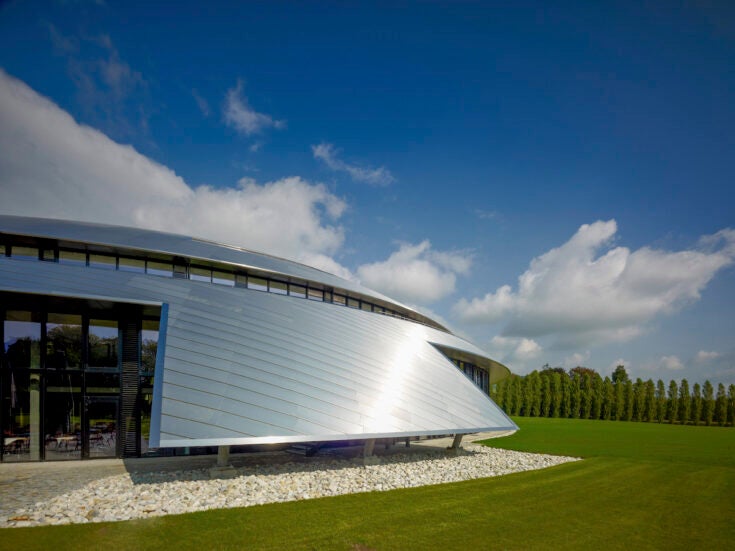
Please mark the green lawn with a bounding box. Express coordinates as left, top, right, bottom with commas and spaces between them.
3, 418, 734, 550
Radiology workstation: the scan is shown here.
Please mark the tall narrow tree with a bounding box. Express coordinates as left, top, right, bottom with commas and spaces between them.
591, 373, 603, 420
667, 380, 679, 424
728, 384, 735, 426
679, 379, 691, 425
703, 380, 715, 426
655, 379, 667, 422
551, 372, 562, 418
612, 365, 630, 385
614, 378, 626, 421
570, 373, 582, 419
494, 378, 507, 411
691, 383, 702, 426
624, 379, 634, 421
580, 373, 593, 419
560, 374, 571, 418
539, 374, 551, 417
644, 379, 656, 422
716, 383, 727, 426
502, 376, 514, 414
527, 371, 542, 417
602, 377, 614, 421
633, 378, 646, 422
513, 376, 524, 416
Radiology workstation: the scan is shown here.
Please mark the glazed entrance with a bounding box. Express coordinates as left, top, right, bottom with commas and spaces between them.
0, 292, 159, 461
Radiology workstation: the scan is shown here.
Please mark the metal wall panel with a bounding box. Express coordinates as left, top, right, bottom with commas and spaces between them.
0, 229, 517, 449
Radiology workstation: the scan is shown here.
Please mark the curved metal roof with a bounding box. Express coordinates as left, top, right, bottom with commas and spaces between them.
0, 214, 423, 317
0, 215, 517, 446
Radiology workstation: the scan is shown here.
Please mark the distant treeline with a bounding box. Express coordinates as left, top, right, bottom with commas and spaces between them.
490, 365, 735, 426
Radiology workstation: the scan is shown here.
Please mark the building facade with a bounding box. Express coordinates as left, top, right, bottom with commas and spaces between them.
0, 215, 515, 462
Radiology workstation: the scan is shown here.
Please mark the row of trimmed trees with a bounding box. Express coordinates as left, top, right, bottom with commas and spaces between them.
490, 365, 735, 426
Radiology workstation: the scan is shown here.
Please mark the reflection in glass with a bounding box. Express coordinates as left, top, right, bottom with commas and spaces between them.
290, 285, 306, 298
1, 370, 40, 462
89, 320, 119, 369
4, 311, 41, 369
119, 257, 145, 273
212, 270, 235, 286
85, 372, 120, 394
46, 313, 83, 370
44, 372, 82, 460
190, 266, 212, 282
87, 398, 118, 458
141, 321, 159, 374
307, 288, 324, 301
89, 254, 116, 270
10, 246, 37, 260
59, 250, 86, 267
247, 277, 267, 291
140, 376, 154, 454
147, 261, 172, 277
269, 280, 287, 295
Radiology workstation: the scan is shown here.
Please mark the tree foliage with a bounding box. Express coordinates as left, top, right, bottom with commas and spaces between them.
489, 366, 732, 427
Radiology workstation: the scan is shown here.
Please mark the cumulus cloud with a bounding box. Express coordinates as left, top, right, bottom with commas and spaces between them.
564, 351, 591, 368
356, 241, 472, 305
486, 336, 543, 373
0, 69, 349, 273
454, 220, 735, 348
312, 142, 395, 186
223, 79, 285, 136
696, 350, 721, 363
660, 355, 685, 371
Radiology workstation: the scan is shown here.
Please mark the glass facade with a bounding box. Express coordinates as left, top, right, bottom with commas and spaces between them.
452, 358, 490, 394
0, 294, 159, 462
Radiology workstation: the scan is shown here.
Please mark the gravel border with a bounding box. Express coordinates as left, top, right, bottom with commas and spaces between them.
1, 444, 579, 528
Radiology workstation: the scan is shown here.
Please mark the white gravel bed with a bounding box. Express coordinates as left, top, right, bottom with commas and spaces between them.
1, 445, 579, 528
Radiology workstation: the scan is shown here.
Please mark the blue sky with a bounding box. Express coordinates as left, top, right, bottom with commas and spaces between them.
1, 1, 734, 384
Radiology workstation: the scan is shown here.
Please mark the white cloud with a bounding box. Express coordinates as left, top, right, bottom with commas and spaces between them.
660, 355, 685, 371
486, 336, 543, 374
356, 241, 472, 305
192, 89, 210, 117
696, 350, 721, 363
454, 219, 735, 348
223, 79, 285, 136
475, 209, 499, 220
0, 70, 349, 273
312, 142, 395, 186
564, 351, 590, 368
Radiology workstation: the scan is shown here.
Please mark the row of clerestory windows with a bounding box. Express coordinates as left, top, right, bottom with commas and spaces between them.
0, 235, 445, 331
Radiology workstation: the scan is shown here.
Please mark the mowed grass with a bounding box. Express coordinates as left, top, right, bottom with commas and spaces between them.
3, 418, 734, 551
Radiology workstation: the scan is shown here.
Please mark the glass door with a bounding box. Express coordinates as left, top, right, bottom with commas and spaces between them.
85, 397, 118, 458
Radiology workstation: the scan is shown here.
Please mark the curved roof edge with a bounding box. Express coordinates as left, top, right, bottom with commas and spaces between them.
431, 343, 513, 384
0, 214, 446, 330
